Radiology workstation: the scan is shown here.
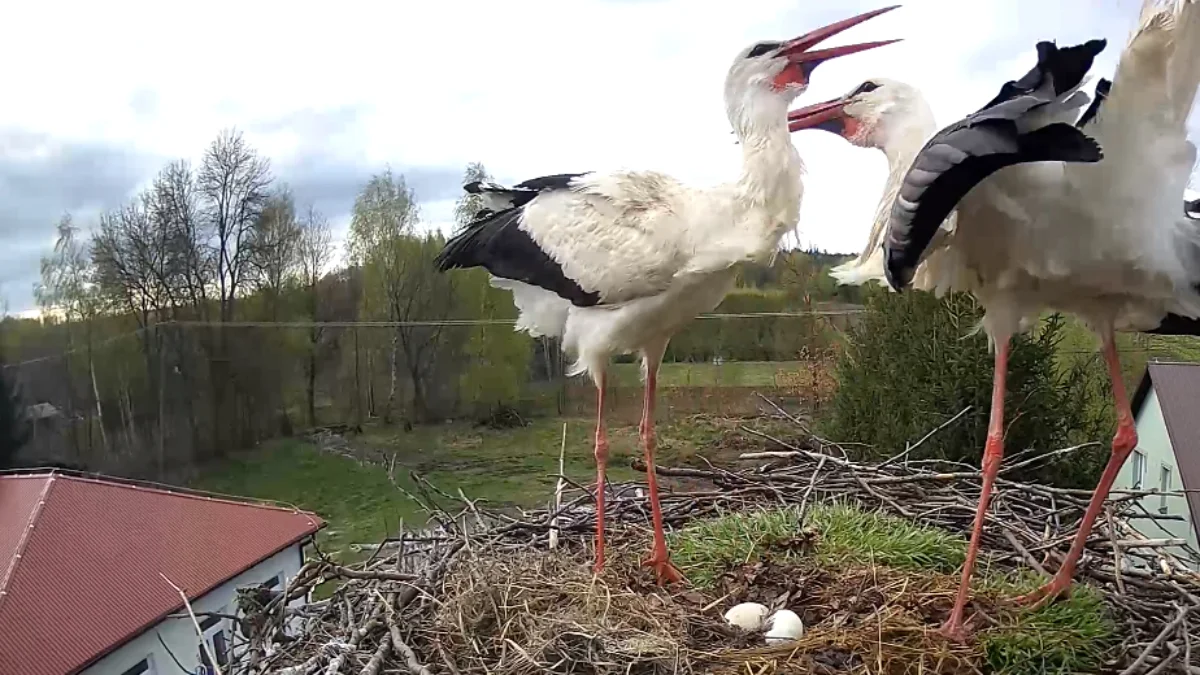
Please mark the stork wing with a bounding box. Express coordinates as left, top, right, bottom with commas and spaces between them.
436, 171, 694, 307
882, 39, 1107, 291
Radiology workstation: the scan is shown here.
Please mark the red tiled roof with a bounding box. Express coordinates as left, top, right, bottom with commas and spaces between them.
0, 472, 323, 675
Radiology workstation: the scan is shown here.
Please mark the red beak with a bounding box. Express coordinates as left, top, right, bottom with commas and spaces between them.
787, 97, 848, 133
778, 6, 902, 66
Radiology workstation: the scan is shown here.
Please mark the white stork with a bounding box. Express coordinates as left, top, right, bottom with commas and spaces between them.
788, 0, 1200, 640
435, 6, 901, 585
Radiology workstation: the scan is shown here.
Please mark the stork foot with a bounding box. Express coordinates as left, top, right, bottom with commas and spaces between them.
592, 556, 605, 576
642, 555, 686, 586
1014, 576, 1073, 610
937, 616, 974, 643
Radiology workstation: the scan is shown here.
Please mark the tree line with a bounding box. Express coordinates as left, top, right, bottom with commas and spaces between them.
0, 133, 850, 476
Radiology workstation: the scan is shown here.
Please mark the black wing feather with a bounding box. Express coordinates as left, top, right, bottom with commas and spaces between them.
977, 40, 1108, 112
513, 173, 589, 191
463, 173, 590, 216
435, 172, 601, 307
882, 39, 1108, 291
1146, 313, 1200, 336
1076, 78, 1111, 129
1186, 198, 1199, 220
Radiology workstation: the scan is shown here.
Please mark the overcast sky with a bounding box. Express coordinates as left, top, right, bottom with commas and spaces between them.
2, 0, 1197, 313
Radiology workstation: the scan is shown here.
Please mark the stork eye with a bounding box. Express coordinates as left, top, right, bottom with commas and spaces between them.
747, 41, 782, 58
853, 81, 881, 95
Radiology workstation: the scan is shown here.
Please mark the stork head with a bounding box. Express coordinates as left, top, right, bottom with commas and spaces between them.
724, 7, 900, 130
786, 77, 931, 150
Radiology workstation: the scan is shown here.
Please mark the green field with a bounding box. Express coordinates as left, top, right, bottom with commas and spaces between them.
1055, 318, 1200, 387
192, 317, 1200, 562
193, 414, 773, 559
608, 360, 805, 387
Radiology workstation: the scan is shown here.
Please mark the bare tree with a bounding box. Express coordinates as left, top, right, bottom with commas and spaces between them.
297, 205, 333, 426
93, 199, 164, 328
198, 129, 273, 323
249, 184, 300, 321
147, 160, 210, 319
197, 129, 272, 455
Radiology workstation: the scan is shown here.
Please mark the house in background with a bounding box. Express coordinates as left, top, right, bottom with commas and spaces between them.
0, 471, 323, 675
1124, 361, 1200, 568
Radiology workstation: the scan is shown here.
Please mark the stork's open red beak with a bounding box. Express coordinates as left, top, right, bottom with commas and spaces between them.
787, 97, 850, 135
773, 6, 901, 89
779, 6, 901, 64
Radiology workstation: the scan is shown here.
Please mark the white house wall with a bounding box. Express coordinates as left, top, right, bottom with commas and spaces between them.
1127, 386, 1198, 567
81, 544, 305, 675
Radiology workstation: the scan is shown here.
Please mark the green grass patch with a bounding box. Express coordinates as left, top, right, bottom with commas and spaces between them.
807, 502, 966, 573
193, 440, 423, 562
669, 504, 1117, 675
609, 360, 804, 388
669, 502, 964, 587
978, 570, 1118, 675
193, 415, 770, 561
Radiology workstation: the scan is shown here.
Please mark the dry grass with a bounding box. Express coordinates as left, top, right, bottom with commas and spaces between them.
430, 531, 983, 675
435, 541, 735, 675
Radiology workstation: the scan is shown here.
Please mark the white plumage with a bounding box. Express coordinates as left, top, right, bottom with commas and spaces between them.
788, 0, 1200, 640
805, 5, 1200, 341
436, 7, 902, 584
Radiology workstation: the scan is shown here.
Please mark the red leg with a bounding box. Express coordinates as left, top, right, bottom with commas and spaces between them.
592, 374, 609, 574
639, 365, 685, 585
1016, 332, 1137, 608
941, 338, 1010, 642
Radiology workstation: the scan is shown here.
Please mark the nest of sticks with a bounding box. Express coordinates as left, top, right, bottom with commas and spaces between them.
235, 412, 1200, 675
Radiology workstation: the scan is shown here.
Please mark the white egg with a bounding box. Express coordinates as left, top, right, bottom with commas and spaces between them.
723, 602, 769, 632
764, 609, 804, 644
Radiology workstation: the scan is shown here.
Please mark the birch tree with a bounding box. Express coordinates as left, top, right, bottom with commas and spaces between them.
347, 168, 421, 423
297, 204, 333, 425
36, 215, 106, 454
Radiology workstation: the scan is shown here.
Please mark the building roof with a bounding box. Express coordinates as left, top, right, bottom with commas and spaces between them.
0, 471, 323, 675
1132, 361, 1200, 540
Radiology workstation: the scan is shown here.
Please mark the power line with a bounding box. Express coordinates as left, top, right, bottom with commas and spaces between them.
1, 311, 866, 368
164, 310, 865, 329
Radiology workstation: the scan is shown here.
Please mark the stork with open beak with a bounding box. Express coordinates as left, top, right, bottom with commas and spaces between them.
435, 7, 901, 585
789, 0, 1200, 640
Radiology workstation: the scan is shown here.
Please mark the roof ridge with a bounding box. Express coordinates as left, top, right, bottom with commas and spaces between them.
0, 475, 56, 608
0, 469, 317, 521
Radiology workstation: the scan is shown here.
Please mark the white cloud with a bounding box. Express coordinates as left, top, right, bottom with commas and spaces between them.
0, 0, 1195, 311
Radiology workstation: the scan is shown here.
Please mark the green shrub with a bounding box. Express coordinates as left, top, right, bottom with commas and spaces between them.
823, 289, 1108, 488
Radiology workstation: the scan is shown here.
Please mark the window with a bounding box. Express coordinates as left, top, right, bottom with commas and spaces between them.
119, 657, 154, 675
1160, 465, 1173, 514
263, 573, 282, 589
199, 605, 232, 671
1131, 450, 1146, 489
212, 630, 230, 666
199, 632, 230, 672
198, 630, 231, 669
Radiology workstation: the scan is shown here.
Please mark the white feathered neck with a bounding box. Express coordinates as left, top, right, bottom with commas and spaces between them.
703, 89, 806, 266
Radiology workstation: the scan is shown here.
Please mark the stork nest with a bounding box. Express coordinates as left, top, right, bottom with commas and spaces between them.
234, 419, 1200, 675
432, 536, 980, 675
